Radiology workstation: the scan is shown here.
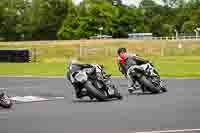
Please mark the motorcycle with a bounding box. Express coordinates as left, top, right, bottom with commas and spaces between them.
0, 88, 13, 108
66, 63, 122, 101
128, 62, 167, 94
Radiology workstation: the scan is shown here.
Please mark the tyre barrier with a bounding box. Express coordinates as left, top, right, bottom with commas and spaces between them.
0, 49, 30, 62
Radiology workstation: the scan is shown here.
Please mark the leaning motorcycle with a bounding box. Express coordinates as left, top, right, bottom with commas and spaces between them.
128, 63, 167, 94
0, 89, 13, 108
66, 64, 122, 101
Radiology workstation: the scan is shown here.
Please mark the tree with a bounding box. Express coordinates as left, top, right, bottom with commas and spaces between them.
181, 21, 196, 32
162, 24, 173, 36
0, 0, 26, 41
139, 0, 161, 33
2, 0, 200, 40
191, 9, 200, 28
30, 0, 68, 40
187, 0, 200, 10
0, 1, 5, 36
0, 0, 69, 41
57, 0, 80, 39
112, 5, 146, 38
172, 1, 190, 32
104, 0, 122, 5
140, 0, 157, 9
151, 15, 164, 36
179, 0, 200, 32
162, 0, 177, 7
112, 0, 122, 5
59, 0, 115, 39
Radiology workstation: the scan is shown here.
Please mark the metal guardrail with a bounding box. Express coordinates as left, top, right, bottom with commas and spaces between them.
0, 49, 30, 62
1, 37, 200, 63
129, 36, 200, 40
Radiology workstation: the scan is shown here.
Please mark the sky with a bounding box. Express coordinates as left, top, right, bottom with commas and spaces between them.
73, 0, 160, 6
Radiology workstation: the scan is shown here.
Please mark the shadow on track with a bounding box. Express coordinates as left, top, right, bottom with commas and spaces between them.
127, 91, 166, 96
130, 92, 155, 96
72, 98, 121, 103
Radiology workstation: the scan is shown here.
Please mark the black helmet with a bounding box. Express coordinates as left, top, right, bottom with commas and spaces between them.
117, 48, 127, 55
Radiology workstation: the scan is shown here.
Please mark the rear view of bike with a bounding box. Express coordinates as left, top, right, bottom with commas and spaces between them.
130, 63, 167, 94
66, 64, 122, 101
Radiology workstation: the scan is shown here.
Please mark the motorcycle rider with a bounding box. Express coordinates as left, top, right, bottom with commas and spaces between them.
67, 58, 110, 99
67, 58, 90, 99
117, 48, 150, 93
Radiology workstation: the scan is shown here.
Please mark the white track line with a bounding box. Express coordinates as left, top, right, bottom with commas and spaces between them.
10, 96, 65, 103
0, 75, 199, 79
135, 129, 200, 133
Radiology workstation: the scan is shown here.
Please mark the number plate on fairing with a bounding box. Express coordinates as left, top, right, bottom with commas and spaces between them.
74, 71, 88, 83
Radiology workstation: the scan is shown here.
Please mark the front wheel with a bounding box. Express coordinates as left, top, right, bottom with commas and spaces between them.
139, 76, 160, 94
84, 81, 108, 101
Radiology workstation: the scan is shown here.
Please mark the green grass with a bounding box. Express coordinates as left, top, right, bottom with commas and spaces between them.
0, 63, 66, 76
0, 56, 200, 77
1, 39, 200, 77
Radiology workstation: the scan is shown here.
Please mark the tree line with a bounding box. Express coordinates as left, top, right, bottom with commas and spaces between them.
0, 0, 200, 41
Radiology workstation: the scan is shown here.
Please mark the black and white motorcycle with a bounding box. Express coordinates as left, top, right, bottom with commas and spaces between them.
66, 63, 122, 101
0, 88, 13, 108
128, 62, 167, 94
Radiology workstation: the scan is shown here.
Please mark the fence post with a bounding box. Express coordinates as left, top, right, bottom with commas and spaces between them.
161, 40, 166, 57
79, 44, 88, 57
79, 44, 82, 57
33, 48, 37, 63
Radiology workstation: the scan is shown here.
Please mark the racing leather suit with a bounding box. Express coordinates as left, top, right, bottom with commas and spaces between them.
67, 63, 94, 98
118, 54, 149, 88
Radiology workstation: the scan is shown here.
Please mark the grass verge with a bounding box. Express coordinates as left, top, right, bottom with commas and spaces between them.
0, 56, 200, 77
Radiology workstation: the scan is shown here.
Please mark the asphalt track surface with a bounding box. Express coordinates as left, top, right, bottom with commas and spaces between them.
1, 77, 200, 133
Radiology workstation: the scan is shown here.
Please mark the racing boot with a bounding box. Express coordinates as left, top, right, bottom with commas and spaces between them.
76, 90, 88, 99
0, 92, 4, 99
73, 86, 87, 99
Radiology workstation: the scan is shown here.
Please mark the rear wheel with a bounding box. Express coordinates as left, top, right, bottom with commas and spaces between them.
84, 81, 108, 101
139, 76, 160, 94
